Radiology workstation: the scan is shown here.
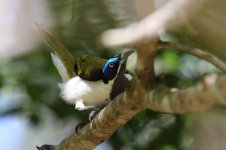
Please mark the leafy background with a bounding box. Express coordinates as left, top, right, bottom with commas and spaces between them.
0, 0, 225, 150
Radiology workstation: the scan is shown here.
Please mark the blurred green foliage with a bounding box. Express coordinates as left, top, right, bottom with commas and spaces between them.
0, 0, 222, 150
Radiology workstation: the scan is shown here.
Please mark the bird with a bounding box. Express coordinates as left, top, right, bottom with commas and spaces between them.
58, 50, 134, 111
33, 22, 134, 133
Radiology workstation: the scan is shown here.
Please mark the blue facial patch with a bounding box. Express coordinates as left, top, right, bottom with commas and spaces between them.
103, 57, 119, 78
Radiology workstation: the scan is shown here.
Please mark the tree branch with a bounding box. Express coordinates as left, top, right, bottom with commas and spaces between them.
38, 85, 143, 150
158, 42, 226, 73
57, 91, 143, 150
135, 42, 158, 89
145, 74, 226, 113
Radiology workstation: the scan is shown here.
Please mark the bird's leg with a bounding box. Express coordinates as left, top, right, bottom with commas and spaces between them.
89, 103, 107, 121
75, 103, 108, 134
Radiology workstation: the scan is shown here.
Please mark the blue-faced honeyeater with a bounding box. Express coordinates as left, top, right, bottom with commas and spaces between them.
33, 23, 134, 131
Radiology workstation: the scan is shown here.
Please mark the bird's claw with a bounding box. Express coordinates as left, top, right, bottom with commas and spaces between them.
89, 104, 107, 121
36, 145, 55, 150
75, 104, 107, 134
75, 120, 90, 134
89, 111, 98, 121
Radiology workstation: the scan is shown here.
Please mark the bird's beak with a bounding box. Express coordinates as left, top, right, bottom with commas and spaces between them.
119, 50, 135, 64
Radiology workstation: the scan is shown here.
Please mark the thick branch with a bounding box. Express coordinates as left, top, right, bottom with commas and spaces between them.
38, 86, 142, 150
158, 42, 226, 73
145, 74, 226, 113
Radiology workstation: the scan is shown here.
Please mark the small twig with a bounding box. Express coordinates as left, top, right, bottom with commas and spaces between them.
158, 42, 226, 73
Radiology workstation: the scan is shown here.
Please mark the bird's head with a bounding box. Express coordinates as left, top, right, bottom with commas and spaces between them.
103, 50, 134, 84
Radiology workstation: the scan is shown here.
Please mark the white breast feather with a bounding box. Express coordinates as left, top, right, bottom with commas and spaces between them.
60, 76, 113, 110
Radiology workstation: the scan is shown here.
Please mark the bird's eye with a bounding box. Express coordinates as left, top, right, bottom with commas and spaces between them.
109, 62, 114, 68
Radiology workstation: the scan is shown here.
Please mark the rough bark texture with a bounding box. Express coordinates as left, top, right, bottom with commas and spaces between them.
146, 74, 226, 113
55, 90, 143, 150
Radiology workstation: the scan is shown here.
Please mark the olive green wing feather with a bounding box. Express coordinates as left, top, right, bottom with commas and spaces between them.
75, 55, 107, 81
33, 22, 75, 79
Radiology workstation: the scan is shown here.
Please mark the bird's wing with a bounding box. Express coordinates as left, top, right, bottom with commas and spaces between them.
76, 55, 107, 81
33, 22, 75, 78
